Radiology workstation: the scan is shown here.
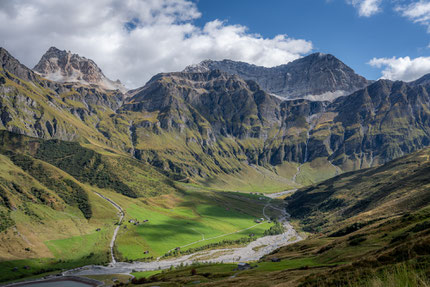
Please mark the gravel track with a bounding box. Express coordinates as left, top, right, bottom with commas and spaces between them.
94, 192, 124, 265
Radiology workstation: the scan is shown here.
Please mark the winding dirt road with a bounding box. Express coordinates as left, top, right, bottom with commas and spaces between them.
94, 192, 124, 265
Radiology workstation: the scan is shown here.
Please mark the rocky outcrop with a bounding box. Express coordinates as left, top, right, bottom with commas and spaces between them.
33, 47, 126, 92
120, 70, 430, 176
184, 53, 369, 100
0, 47, 38, 82
123, 70, 282, 139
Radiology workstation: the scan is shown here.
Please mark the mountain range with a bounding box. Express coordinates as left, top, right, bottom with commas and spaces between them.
2, 46, 430, 185
184, 53, 369, 100
1, 46, 430, 285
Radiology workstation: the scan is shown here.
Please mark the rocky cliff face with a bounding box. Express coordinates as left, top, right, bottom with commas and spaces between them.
119, 70, 430, 176
124, 70, 282, 139
0, 47, 38, 82
33, 47, 126, 92
184, 53, 369, 101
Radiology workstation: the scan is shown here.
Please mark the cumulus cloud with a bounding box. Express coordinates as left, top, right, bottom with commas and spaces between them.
396, 0, 430, 32
347, 0, 382, 17
0, 0, 313, 88
369, 56, 430, 81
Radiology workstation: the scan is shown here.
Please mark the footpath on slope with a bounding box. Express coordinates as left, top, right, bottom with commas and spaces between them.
265, 189, 297, 199
64, 196, 302, 276
94, 192, 124, 265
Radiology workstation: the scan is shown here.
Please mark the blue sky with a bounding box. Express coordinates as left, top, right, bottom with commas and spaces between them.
193, 0, 429, 80
1, 0, 430, 87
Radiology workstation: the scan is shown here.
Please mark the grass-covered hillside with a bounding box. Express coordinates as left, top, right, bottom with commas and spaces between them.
0, 130, 176, 281
285, 146, 430, 233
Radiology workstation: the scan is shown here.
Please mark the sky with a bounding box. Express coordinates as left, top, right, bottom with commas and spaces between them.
0, 0, 429, 88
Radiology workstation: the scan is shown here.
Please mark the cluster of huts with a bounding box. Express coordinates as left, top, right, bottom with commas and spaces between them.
236, 258, 281, 271
11, 266, 30, 272
128, 219, 149, 225
254, 217, 265, 223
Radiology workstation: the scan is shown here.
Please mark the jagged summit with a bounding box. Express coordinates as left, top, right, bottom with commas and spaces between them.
184, 53, 369, 101
33, 47, 126, 92
0, 47, 37, 82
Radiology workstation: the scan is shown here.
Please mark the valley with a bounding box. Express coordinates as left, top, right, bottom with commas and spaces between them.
0, 44, 429, 287
118, 147, 430, 286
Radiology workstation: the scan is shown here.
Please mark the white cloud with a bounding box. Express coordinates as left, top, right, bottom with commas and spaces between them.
369, 56, 430, 81
0, 0, 313, 88
396, 0, 430, 32
347, 0, 382, 17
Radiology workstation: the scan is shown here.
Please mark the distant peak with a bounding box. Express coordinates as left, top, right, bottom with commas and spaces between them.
47, 46, 62, 53
308, 52, 327, 57
33, 47, 127, 92
304, 52, 337, 60
182, 52, 368, 100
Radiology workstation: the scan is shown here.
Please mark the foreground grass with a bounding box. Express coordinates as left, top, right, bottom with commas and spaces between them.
350, 264, 430, 287
0, 254, 109, 283
131, 270, 162, 279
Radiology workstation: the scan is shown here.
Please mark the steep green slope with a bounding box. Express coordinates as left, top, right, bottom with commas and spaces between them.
0, 131, 177, 281
0, 131, 176, 199
0, 152, 117, 279
285, 146, 430, 233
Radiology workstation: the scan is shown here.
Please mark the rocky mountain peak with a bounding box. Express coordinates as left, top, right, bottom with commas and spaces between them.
33, 47, 126, 92
0, 47, 37, 82
184, 53, 369, 101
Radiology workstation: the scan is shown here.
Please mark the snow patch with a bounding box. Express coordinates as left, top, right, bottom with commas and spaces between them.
277, 90, 347, 102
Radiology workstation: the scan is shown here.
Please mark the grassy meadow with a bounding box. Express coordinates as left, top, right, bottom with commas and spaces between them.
105, 186, 278, 260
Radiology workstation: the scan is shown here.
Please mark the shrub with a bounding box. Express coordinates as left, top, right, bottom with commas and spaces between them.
329, 222, 368, 237
409, 221, 430, 233
263, 221, 285, 236
349, 237, 367, 246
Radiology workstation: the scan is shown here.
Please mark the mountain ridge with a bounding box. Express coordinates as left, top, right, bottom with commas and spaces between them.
0, 47, 38, 82
184, 53, 369, 101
